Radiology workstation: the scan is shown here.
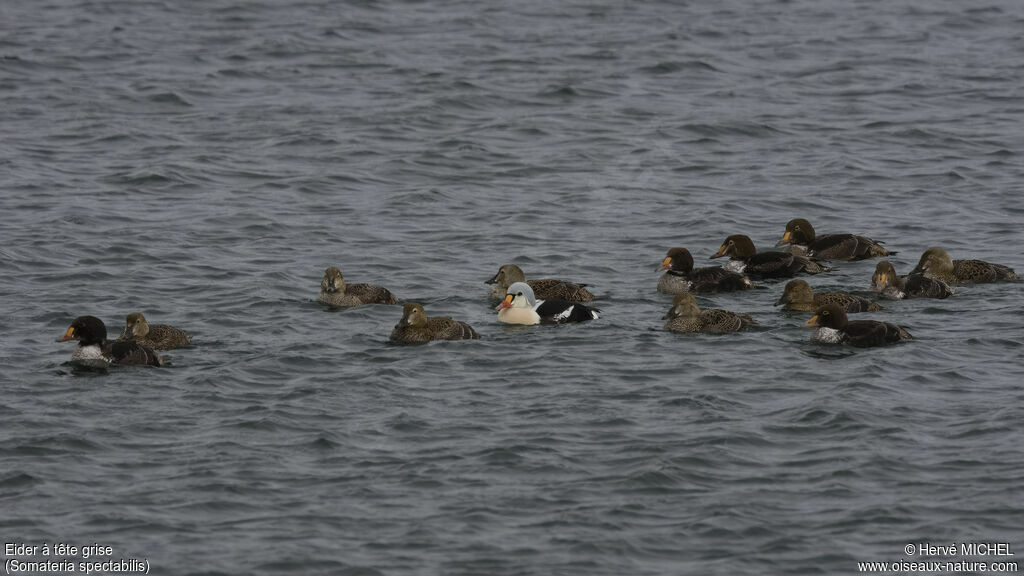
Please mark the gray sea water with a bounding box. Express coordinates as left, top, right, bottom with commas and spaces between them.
3, 0, 1023, 574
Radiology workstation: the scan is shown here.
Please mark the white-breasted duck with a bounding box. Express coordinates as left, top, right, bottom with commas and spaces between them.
775, 279, 883, 314
389, 303, 479, 344
776, 218, 891, 260
662, 293, 753, 333
657, 247, 754, 294
496, 282, 599, 325
485, 264, 595, 302
910, 247, 1017, 284
710, 234, 830, 279
871, 261, 952, 300
118, 312, 191, 350
318, 267, 398, 307
806, 303, 912, 347
57, 315, 162, 367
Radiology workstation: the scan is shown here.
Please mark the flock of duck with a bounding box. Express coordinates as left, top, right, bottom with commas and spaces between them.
56, 218, 1017, 367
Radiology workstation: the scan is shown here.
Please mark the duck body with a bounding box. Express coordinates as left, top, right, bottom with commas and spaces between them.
496, 282, 599, 325
486, 264, 594, 302
58, 316, 162, 367
118, 312, 191, 350
389, 303, 479, 344
777, 218, 890, 261
806, 304, 911, 347
318, 267, 398, 307
663, 293, 753, 333
871, 261, 952, 299
775, 279, 882, 313
711, 234, 829, 279
657, 247, 754, 294
910, 248, 1016, 284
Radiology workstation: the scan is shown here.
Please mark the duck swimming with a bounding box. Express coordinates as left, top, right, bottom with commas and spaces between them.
57, 315, 162, 367
662, 293, 753, 333
496, 282, 599, 325
389, 303, 479, 344
776, 218, 891, 260
775, 279, 883, 313
910, 247, 1017, 284
806, 303, 912, 347
710, 234, 830, 279
118, 312, 191, 350
871, 261, 952, 299
657, 247, 754, 294
318, 267, 398, 307
485, 264, 594, 302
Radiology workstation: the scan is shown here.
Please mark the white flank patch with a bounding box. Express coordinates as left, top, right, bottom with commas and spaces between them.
552, 305, 573, 321
724, 260, 746, 274
72, 344, 111, 367
813, 327, 843, 344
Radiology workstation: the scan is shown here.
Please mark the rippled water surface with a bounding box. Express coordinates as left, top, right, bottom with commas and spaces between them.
3, 0, 1023, 574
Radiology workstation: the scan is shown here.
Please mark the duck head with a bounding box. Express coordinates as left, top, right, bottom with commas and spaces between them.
910, 247, 953, 276
777, 218, 815, 246
397, 303, 428, 328
871, 261, 899, 291
662, 293, 701, 320
321, 267, 346, 294
57, 316, 108, 346
123, 312, 150, 339
658, 247, 694, 273
806, 303, 848, 329
497, 281, 536, 310
775, 279, 814, 306
485, 264, 526, 288
710, 234, 757, 259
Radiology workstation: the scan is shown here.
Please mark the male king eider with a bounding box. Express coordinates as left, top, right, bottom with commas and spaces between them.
496, 282, 599, 325
57, 315, 162, 367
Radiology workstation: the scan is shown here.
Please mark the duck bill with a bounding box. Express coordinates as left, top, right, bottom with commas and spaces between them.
495, 295, 514, 310
656, 256, 672, 272
484, 272, 499, 285
805, 315, 821, 327
872, 273, 887, 288
709, 245, 727, 259
56, 326, 77, 342
773, 295, 789, 306
775, 231, 792, 246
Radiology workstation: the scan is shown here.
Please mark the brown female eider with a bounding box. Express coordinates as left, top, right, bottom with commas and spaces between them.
318, 267, 398, 307
57, 315, 162, 367
806, 303, 912, 347
389, 303, 479, 344
657, 247, 754, 294
710, 234, 830, 279
663, 293, 753, 334
118, 312, 191, 350
485, 264, 594, 302
871, 261, 952, 300
910, 247, 1017, 284
776, 218, 891, 260
775, 279, 883, 314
